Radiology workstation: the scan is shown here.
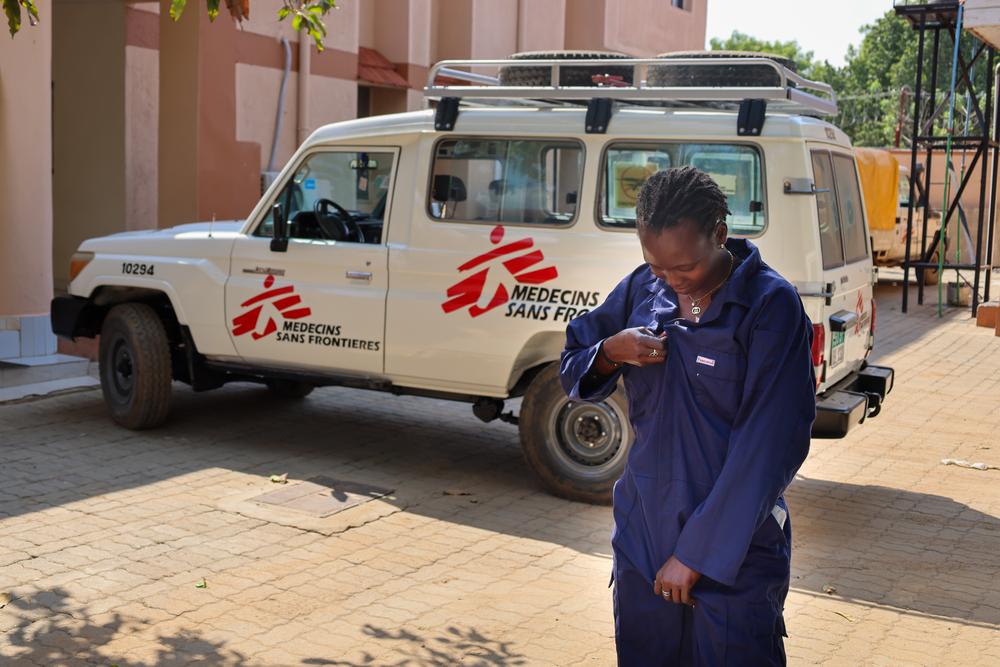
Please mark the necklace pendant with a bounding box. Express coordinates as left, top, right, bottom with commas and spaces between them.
690, 305, 702, 316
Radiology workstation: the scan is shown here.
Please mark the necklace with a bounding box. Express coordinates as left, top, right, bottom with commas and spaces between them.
684, 248, 734, 322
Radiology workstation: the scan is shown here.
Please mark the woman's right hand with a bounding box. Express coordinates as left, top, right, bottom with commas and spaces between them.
602, 327, 667, 367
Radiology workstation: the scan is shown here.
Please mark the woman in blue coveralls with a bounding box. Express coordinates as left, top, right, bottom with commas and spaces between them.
560, 167, 816, 665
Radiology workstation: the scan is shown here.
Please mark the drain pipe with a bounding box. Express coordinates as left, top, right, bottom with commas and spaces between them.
267, 37, 292, 174
298, 32, 311, 144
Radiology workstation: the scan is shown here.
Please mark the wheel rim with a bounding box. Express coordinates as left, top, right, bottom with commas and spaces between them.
111, 338, 135, 398
545, 396, 630, 478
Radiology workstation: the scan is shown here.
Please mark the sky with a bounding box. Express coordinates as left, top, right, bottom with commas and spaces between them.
705, 0, 892, 67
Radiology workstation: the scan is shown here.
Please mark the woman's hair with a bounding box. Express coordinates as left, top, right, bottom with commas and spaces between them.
635, 166, 731, 237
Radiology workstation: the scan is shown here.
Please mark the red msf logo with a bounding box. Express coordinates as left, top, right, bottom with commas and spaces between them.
854, 292, 865, 334
442, 225, 559, 318
232, 275, 312, 340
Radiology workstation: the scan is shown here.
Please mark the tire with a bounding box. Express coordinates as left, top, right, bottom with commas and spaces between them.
518, 364, 633, 504
99, 303, 173, 430
648, 50, 797, 88
266, 379, 315, 399
498, 50, 635, 87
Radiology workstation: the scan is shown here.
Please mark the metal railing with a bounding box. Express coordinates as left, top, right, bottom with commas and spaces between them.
424, 57, 838, 116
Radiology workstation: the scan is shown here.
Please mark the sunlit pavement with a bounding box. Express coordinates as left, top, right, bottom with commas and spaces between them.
1, 278, 998, 666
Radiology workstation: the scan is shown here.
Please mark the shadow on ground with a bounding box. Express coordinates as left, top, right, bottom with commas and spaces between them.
1, 587, 250, 665
787, 475, 1000, 629
303, 624, 527, 666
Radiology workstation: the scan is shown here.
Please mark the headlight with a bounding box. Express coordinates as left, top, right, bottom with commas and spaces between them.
69, 252, 94, 282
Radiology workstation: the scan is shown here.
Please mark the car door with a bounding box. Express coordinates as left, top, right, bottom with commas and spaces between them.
810, 146, 873, 384
225, 147, 399, 376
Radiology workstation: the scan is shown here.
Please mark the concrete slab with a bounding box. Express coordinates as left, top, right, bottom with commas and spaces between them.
0, 375, 99, 403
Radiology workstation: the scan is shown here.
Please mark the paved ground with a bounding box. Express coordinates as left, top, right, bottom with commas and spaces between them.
1, 280, 999, 666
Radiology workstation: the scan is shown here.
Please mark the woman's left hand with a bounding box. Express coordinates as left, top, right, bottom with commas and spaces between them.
654, 556, 701, 606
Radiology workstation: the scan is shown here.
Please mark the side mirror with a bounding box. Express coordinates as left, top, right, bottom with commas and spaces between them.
270, 203, 288, 252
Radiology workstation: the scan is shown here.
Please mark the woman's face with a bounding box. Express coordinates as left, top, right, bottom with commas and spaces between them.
638, 218, 728, 296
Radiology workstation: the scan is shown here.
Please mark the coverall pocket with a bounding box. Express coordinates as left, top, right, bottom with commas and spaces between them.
725, 600, 787, 666
685, 349, 744, 422
750, 508, 789, 550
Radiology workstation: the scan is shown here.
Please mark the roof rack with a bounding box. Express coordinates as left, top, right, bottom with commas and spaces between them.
424, 57, 838, 125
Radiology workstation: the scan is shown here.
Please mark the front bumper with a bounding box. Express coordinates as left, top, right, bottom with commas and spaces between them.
812, 363, 894, 439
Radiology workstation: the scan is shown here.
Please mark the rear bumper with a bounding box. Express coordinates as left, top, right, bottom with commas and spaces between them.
812, 363, 894, 439
51, 295, 102, 339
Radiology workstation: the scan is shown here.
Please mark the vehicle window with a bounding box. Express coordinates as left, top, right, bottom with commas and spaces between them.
832, 154, 870, 264
898, 172, 910, 207
599, 143, 765, 235
428, 138, 583, 225
811, 151, 845, 270
256, 150, 395, 243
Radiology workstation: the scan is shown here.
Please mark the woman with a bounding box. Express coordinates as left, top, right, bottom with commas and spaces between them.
560, 167, 816, 665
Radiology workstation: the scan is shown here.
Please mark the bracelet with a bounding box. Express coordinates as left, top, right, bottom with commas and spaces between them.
598, 340, 622, 369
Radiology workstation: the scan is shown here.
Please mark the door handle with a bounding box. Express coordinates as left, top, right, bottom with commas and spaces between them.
242, 267, 285, 276
346, 271, 373, 281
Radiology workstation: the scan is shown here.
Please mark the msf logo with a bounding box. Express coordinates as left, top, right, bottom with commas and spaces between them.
442, 225, 558, 318
232, 275, 312, 340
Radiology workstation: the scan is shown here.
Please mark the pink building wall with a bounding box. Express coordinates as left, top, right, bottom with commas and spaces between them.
3, 0, 710, 360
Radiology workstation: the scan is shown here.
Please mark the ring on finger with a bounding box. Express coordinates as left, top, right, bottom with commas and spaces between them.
661, 590, 671, 599
648, 349, 659, 358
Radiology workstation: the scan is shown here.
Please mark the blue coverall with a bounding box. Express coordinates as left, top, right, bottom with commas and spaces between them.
560, 239, 816, 666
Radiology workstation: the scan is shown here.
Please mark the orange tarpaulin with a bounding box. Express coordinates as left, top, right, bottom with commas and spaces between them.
854, 147, 900, 232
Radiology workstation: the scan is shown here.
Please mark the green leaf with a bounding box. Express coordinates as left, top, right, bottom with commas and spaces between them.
277, 6, 291, 20
207, 0, 219, 21
291, 13, 302, 31
4, 0, 21, 37
169, 0, 187, 21
307, 13, 326, 38
21, 0, 37, 24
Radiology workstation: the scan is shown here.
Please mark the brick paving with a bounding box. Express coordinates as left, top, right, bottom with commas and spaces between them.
0, 279, 998, 666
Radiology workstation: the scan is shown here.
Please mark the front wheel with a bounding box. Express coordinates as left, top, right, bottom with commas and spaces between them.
518, 364, 632, 504
99, 303, 173, 430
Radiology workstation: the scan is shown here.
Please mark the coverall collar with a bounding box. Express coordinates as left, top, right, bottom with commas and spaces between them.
644, 238, 762, 325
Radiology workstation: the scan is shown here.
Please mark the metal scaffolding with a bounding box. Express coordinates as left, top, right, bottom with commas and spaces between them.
895, 1, 997, 315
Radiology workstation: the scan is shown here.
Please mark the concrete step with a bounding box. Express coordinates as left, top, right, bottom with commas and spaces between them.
0, 376, 100, 403
0, 354, 92, 388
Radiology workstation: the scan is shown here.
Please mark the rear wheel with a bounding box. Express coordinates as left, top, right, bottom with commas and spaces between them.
518, 364, 632, 504
99, 303, 173, 430
266, 379, 315, 399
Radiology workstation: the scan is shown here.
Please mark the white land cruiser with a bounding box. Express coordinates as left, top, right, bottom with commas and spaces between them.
52, 53, 893, 503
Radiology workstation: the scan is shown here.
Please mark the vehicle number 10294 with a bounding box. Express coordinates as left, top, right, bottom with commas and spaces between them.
122, 262, 155, 276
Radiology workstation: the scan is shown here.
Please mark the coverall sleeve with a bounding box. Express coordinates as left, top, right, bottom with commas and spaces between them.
672, 284, 816, 586
559, 269, 641, 402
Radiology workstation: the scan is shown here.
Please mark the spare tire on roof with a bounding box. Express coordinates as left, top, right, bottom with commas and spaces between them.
648, 50, 797, 88
498, 50, 635, 87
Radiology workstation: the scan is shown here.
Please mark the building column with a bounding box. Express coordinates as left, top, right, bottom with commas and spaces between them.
0, 18, 57, 359
158, 0, 261, 228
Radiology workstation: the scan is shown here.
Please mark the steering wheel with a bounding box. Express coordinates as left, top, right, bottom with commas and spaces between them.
314, 198, 364, 243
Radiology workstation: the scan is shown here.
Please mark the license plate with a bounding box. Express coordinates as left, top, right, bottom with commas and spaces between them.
831, 331, 845, 367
